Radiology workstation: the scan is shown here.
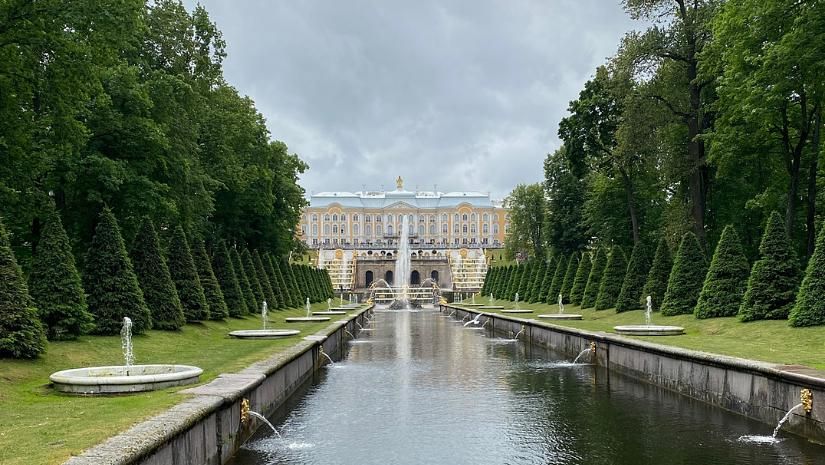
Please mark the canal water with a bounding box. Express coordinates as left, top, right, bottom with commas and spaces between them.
230, 310, 823, 465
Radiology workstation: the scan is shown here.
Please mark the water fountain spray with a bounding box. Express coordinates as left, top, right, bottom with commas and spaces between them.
305, 297, 311, 318
645, 296, 653, 326
489, 293, 494, 304
558, 294, 564, 314
261, 301, 268, 330
121, 317, 134, 376
514, 293, 520, 310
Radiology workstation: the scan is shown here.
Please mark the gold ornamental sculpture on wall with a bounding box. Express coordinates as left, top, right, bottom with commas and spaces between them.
396, 175, 404, 190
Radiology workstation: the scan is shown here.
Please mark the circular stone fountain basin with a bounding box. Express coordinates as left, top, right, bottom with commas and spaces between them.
613, 325, 685, 336
501, 309, 534, 314
478, 305, 504, 309
313, 311, 347, 315
330, 307, 353, 311
463, 303, 485, 307
538, 314, 583, 320
285, 316, 331, 323
228, 329, 300, 339
50, 364, 203, 394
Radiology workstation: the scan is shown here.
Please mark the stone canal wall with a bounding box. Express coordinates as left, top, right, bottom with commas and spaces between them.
63, 307, 373, 465
443, 304, 825, 443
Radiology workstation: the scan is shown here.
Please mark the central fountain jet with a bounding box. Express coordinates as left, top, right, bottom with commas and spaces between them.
389, 215, 421, 309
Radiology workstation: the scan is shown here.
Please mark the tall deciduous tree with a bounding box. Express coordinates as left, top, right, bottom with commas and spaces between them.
504, 184, 548, 259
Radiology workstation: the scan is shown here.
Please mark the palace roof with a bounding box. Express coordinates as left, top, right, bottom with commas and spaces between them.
308, 189, 502, 209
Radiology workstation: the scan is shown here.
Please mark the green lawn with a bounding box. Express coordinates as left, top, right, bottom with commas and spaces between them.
458, 298, 825, 370
0, 302, 359, 465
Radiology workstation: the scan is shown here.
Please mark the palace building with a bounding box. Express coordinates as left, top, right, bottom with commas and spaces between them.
298, 176, 509, 249
297, 177, 504, 293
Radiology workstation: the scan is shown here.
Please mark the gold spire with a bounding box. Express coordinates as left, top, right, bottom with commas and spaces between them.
396, 175, 404, 190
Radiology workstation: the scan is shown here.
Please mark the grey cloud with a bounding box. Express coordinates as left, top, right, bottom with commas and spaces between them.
186, 0, 637, 199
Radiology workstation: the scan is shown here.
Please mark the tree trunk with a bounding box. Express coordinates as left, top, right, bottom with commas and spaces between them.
807, 106, 821, 257
787, 149, 802, 238
686, 53, 708, 242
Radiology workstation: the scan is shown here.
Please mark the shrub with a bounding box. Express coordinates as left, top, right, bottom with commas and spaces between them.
263, 253, 286, 309
789, 220, 825, 327
661, 232, 707, 316
641, 239, 672, 311
527, 261, 547, 303
581, 248, 606, 309
232, 247, 257, 315
278, 258, 300, 308
129, 218, 184, 330
28, 206, 94, 339
560, 252, 579, 304
536, 257, 556, 303
242, 249, 266, 309
546, 256, 567, 305
212, 242, 246, 318
252, 250, 277, 308
595, 246, 627, 310
193, 241, 228, 320
616, 243, 650, 313
83, 207, 152, 334
167, 226, 209, 322
0, 217, 47, 358
695, 226, 750, 319
569, 252, 591, 306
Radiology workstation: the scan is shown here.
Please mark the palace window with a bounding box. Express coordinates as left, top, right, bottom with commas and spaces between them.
429, 215, 435, 222
483, 213, 488, 222
454, 213, 459, 222
366, 224, 372, 236
332, 214, 338, 222
332, 225, 338, 234
376, 215, 382, 222
388, 225, 394, 236
408, 214, 414, 222
353, 214, 359, 222
312, 214, 318, 222
482, 224, 489, 234
470, 213, 476, 222
462, 214, 468, 221
462, 225, 468, 234
494, 214, 499, 222
429, 224, 436, 234
324, 224, 330, 235
366, 215, 372, 222
312, 224, 318, 236
340, 214, 346, 221
442, 214, 448, 222
493, 224, 499, 235
505, 223, 510, 233
353, 224, 359, 235
301, 225, 306, 235
419, 216, 424, 223
324, 214, 330, 222
387, 214, 393, 223
376, 225, 383, 235
418, 225, 425, 235
340, 223, 346, 234
470, 224, 477, 234
453, 224, 459, 233
442, 224, 448, 233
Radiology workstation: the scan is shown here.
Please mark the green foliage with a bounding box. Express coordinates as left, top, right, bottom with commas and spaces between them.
616, 243, 650, 312
263, 253, 286, 309
581, 248, 606, 309
242, 249, 266, 310
504, 184, 548, 259
494, 266, 510, 299
252, 250, 277, 308
595, 246, 627, 310
232, 248, 257, 315
28, 207, 93, 340
193, 241, 228, 320
544, 148, 589, 254
569, 252, 591, 306
560, 252, 579, 303
740, 212, 800, 322
695, 226, 750, 319
83, 208, 152, 334
515, 261, 534, 301
212, 242, 245, 318
661, 233, 707, 316
789, 221, 825, 327
641, 239, 672, 311
167, 226, 209, 322
546, 256, 567, 304
536, 258, 555, 303
527, 261, 547, 303
278, 259, 299, 308
129, 218, 184, 330
290, 263, 309, 303
0, 218, 46, 358
509, 264, 525, 301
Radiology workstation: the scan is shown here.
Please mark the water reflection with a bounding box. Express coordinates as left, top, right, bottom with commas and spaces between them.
229, 311, 823, 465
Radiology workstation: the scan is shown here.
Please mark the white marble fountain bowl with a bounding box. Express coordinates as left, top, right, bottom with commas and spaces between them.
538, 314, 583, 320
285, 316, 331, 323
228, 329, 300, 339
313, 310, 347, 315
50, 364, 203, 394
613, 325, 685, 336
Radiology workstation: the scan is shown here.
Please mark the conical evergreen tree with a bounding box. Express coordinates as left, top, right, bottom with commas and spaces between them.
536, 257, 555, 303
322, 269, 334, 298
494, 266, 510, 299
0, 217, 46, 358
740, 212, 800, 322
641, 239, 672, 311
509, 264, 524, 300
193, 241, 228, 320
569, 252, 592, 306
167, 226, 209, 322
560, 252, 579, 304
242, 249, 266, 309
232, 248, 257, 315
516, 261, 533, 300
595, 246, 627, 310
547, 256, 567, 304
263, 253, 286, 309
28, 206, 93, 339
279, 259, 300, 307
129, 218, 184, 330
581, 248, 606, 309
291, 263, 309, 303
695, 226, 750, 319
213, 241, 246, 318
528, 260, 547, 303
661, 232, 707, 316
84, 208, 152, 334
616, 243, 650, 313
252, 250, 277, 308
481, 267, 494, 295
789, 220, 825, 327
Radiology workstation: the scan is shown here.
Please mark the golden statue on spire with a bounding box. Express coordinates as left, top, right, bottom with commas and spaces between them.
396, 175, 404, 190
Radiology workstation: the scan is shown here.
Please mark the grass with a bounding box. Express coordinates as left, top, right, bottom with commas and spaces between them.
0, 302, 356, 465
458, 298, 825, 371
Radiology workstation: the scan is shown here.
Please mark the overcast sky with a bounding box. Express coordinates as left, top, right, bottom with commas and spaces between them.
187, 1, 638, 200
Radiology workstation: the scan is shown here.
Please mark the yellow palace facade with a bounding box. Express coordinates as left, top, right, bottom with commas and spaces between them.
298, 177, 509, 250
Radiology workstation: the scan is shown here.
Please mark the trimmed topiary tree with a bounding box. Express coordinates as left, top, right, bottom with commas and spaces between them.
527, 260, 547, 303
291, 263, 309, 303
516, 261, 534, 300
263, 253, 286, 309
242, 249, 266, 309
193, 241, 228, 320
616, 243, 650, 313
129, 218, 184, 330
481, 267, 494, 296
641, 238, 672, 311
581, 249, 606, 309
661, 232, 707, 316
507, 264, 523, 300
279, 259, 299, 308
536, 257, 555, 304
560, 252, 579, 304
569, 252, 591, 306
740, 212, 800, 322
789, 220, 825, 327
0, 217, 47, 358
494, 266, 510, 299
547, 256, 567, 304
28, 206, 93, 339
695, 225, 750, 319
213, 241, 246, 318
252, 250, 277, 308
84, 207, 152, 334
595, 246, 627, 310
232, 248, 257, 315
167, 226, 209, 322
